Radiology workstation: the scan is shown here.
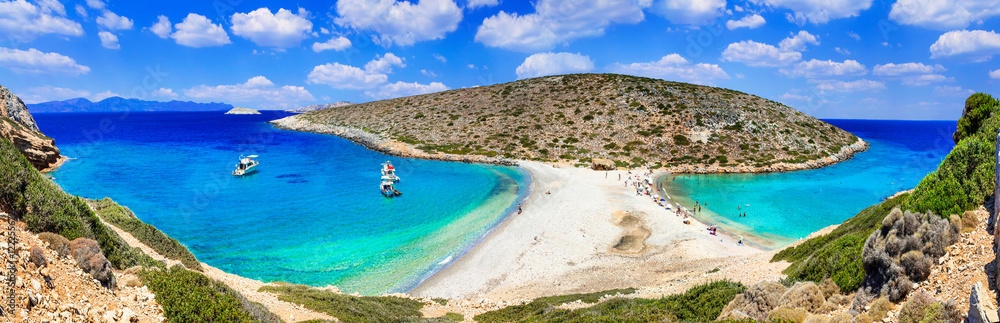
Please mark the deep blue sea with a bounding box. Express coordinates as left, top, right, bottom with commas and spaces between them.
660, 119, 957, 248
35, 111, 529, 295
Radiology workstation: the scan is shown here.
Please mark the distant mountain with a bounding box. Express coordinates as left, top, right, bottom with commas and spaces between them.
288, 101, 355, 113
27, 97, 234, 113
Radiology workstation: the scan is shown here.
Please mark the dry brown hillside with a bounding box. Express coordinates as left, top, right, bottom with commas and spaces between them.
300, 73, 864, 172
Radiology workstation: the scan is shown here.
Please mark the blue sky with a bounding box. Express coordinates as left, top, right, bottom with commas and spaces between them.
1, 0, 999, 119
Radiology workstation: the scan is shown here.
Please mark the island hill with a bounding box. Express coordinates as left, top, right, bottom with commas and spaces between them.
275, 73, 866, 173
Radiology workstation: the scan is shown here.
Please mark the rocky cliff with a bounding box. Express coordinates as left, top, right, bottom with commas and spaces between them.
0, 85, 60, 170
288, 101, 354, 113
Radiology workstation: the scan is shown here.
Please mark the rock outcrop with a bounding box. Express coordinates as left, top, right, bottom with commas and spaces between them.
0, 84, 61, 170
225, 107, 261, 115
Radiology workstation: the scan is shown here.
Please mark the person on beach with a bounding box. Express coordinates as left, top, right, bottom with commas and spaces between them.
738, 236, 743, 246
518, 204, 522, 214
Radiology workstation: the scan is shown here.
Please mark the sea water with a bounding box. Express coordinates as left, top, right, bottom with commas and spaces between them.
35, 111, 528, 294
660, 120, 957, 248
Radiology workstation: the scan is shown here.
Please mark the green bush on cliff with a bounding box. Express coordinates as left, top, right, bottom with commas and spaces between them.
772, 194, 908, 292
475, 281, 742, 323
258, 282, 425, 323
0, 138, 162, 270
141, 265, 280, 323
90, 197, 203, 271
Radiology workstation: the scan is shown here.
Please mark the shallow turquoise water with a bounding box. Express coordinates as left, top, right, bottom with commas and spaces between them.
37, 111, 528, 294
660, 120, 957, 248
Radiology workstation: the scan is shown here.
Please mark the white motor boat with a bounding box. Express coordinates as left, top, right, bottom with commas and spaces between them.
232, 155, 259, 176
381, 161, 400, 182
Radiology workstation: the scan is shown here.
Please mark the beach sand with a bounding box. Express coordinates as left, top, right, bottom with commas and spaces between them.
411, 161, 782, 302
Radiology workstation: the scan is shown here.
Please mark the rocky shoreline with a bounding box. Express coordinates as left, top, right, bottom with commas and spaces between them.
664, 138, 870, 174
268, 114, 519, 167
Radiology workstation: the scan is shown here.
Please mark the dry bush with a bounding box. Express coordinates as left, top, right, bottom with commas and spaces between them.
717, 281, 786, 321
780, 282, 825, 313
819, 278, 840, 299
803, 314, 827, 323
898, 292, 962, 323
38, 232, 70, 258
768, 307, 810, 323
826, 313, 854, 323
862, 208, 958, 301
961, 211, 979, 233
900, 250, 931, 281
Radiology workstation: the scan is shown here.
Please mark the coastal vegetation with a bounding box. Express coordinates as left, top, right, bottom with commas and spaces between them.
296, 73, 861, 172
89, 197, 203, 271
141, 265, 281, 323
475, 281, 743, 322
0, 137, 163, 270
259, 282, 426, 323
769, 93, 999, 311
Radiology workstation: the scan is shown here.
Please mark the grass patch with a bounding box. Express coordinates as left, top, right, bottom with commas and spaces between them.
90, 197, 203, 271
141, 265, 280, 323
476, 282, 741, 322
442, 312, 463, 321
259, 282, 424, 323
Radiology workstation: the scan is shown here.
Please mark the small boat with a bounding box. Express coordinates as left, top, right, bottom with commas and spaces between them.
381, 161, 400, 182
232, 155, 259, 176
381, 180, 402, 197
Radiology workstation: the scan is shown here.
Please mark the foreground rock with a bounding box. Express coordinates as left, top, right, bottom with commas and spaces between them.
225, 107, 261, 115
0, 84, 61, 170
2, 218, 165, 322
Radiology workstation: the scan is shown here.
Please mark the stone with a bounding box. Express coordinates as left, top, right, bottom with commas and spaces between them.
103, 311, 116, 323
119, 307, 135, 323
30, 278, 40, 291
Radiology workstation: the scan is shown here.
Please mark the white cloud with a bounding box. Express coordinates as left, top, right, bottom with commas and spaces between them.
933, 85, 974, 96
433, 53, 447, 63
307, 63, 389, 89
231, 7, 313, 48
515, 52, 594, 79
650, 0, 727, 25
815, 79, 885, 92
0, 0, 84, 42
721, 40, 802, 67
872, 62, 946, 76
74, 4, 86, 18
184, 76, 315, 109
149, 15, 171, 38
752, 0, 872, 24
421, 69, 437, 77
0, 47, 90, 75
475, 0, 650, 52
171, 13, 231, 48
929, 29, 1000, 61
365, 81, 449, 99
85, 0, 104, 10
991, 69, 1000, 79
778, 30, 819, 51
336, 0, 462, 47
780, 59, 866, 78
97, 10, 132, 30
609, 54, 729, 85
726, 14, 766, 30
312, 36, 351, 52
91, 91, 120, 101
466, 0, 499, 9
889, 0, 1000, 30
98, 31, 119, 49
364, 52, 405, 74
847, 31, 860, 40
151, 88, 178, 98
900, 74, 951, 86
835, 47, 851, 55
18, 86, 90, 104
467, 64, 476, 69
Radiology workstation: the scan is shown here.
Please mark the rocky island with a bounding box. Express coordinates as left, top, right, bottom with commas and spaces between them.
274, 73, 866, 173
225, 107, 261, 115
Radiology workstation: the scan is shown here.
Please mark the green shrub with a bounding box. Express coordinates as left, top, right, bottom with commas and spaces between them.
259, 283, 424, 323
954, 93, 997, 143
90, 198, 202, 271
141, 265, 279, 323
673, 135, 690, 146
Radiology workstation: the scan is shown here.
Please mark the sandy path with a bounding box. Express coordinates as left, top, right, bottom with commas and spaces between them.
411, 162, 769, 301
102, 220, 336, 322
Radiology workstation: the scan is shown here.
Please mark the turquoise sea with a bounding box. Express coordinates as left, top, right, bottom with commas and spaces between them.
36, 111, 529, 295
35, 112, 956, 293
660, 119, 957, 248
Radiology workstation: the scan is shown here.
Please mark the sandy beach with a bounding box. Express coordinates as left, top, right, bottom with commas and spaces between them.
411, 161, 785, 301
